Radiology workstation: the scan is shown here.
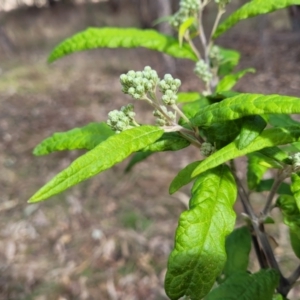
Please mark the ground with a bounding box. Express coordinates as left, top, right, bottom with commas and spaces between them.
1, 1, 300, 299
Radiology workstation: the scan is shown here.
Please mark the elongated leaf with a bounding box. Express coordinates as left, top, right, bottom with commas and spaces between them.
125, 151, 152, 172
223, 226, 251, 279
177, 92, 202, 103
29, 126, 163, 203
33, 122, 114, 156
179, 17, 195, 47
276, 194, 300, 258
268, 114, 300, 127
125, 133, 190, 172
48, 28, 197, 63
247, 153, 269, 190
203, 120, 241, 148
218, 47, 240, 76
205, 269, 279, 300
192, 126, 300, 179
169, 161, 202, 194
165, 165, 237, 300
171, 126, 298, 194
214, 0, 300, 38
191, 93, 300, 127
237, 115, 267, 150
143, 132, 190, 152
182, 98, 211, 119
216, 68, 255, 93
256, 179, 291, 195
291, 173, 300, 210
259, 147, 291, 164
281, 141, 300, 152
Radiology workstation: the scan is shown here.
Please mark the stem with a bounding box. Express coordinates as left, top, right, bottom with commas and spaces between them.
208, 7, 225, 53
262, 168, 290, 216
288, 265, 300, 286
186, 33, 201, 60
171, 104, 193, 127
230, 160, 256, 219
198, 0, 209, 61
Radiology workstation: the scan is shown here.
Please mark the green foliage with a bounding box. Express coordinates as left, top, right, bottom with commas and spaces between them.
214, 0, 300, 38
191, 94, 300, 127
165, 165, 237, 300
33, 122, 114, 155
30, 0, 300, 298
205, 269, 279, 300
48, 28, 197, 63
216, 68, 255, 92
29, 126, 163, 202
223, 226, 252, 279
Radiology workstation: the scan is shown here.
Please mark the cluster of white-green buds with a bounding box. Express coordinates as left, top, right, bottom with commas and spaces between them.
158, 74, 181, 105
153, 106, 176, 126
169, 0, 200, 28
107, 104, 138, 133
194, 60, 213, 83
209, 45, 223, 68
120, 66, 159, 100
214, 0, 231, 8
200, 142, 215, 157
292, 153, 300, 171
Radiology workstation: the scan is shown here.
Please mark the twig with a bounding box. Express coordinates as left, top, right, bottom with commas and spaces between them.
262, 168, 290, 216
207, 7, 225, 53
288, 265, 300, 286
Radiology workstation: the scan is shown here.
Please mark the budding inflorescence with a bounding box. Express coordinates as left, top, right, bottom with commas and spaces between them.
209, 45, 223, 68
107, 104, 138, 133
194, 60, 213, 83
214, 0, 231, 8
153, 106, 176, 126
200, 142, 215, 157
292, 153, 300, 171
158, 74, 181, 105
120, 66, 159, 100
169, 0, 200, 28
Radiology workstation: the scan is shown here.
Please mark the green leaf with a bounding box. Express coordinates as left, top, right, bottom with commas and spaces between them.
177, 92, 202, 103
216, 68, 255, 93
191, 93, 300, 127
178, 17, 195, 47
291, 173, 300, 211
276, 194, 300, 258
289, 229, 300, 259
165, 165, 237, 300
237, 115, 267, 150
143, 132, 190, 152
256, 179, 291, 195
125, 133, 190, 172
203, 120, 242, 148
48, 27, 197, 63
218, 47, 240, 76
33, 122, 114, 156
268, 114, 300, 127
281, 141, 300, 152
182, 97, 211, 119
192, 126, 300, 180
247, 153, 269, 190
214, 0, 300, 38
259, 146, 291, 164
169, 161, 202, 195
170, 127, 299, 194
29, 126, 164, 203
205, 269, 279, 300
223, 226, 252, 279
125, 151, 152, 172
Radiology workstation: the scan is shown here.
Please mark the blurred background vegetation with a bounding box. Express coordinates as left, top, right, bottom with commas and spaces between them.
1, 0, 300, 299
